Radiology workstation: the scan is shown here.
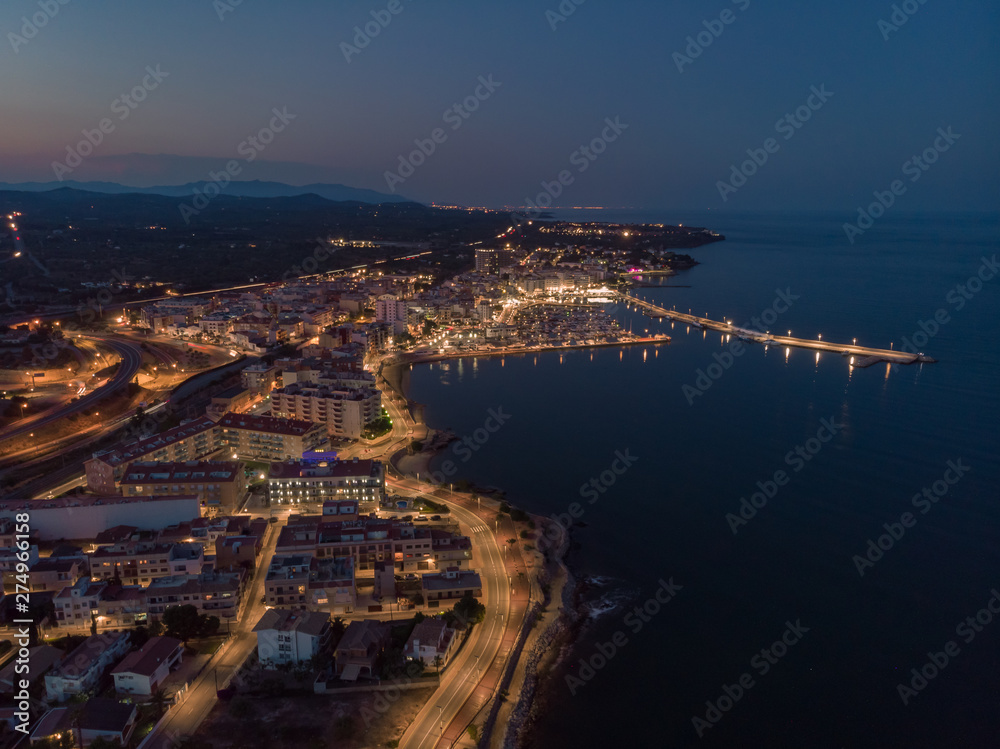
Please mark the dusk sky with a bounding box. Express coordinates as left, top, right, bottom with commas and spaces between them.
2, 0, 996, 211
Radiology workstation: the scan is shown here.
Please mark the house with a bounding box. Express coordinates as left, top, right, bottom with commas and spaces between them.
333, 619, 389, 681
53, 579, 147, 630
215, 534, 262, 571
145, 570, 245, 619
44, 632, 131, 702
404, 616, 457, 669
112, 637, 184, 695
253, 609, 331, 666
27, 557, 84, 593
421, 569, 483, 606
29, 707, 73, 746
76, 698, 138, 748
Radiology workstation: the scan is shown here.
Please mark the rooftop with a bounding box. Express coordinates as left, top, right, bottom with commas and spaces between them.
0, 494, 199, 513
218, 411, 319, 436
269, 458, 381, 480
253, 608, 330, 637
91, 416, 216, 468
77, 698, 137, 733
121, 461, 241, 485
112, 637, 183, 678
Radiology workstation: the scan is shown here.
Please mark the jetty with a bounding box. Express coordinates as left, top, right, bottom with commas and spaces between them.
621, 294, 936, 367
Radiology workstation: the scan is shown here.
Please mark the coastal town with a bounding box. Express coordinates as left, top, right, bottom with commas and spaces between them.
0, 216, 716, 748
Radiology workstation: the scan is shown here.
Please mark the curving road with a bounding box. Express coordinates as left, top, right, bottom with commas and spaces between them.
395, 480, 531, 749
0, 336, 143, 443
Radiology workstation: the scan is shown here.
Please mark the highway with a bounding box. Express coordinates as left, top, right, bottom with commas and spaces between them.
0, 336, 144, 443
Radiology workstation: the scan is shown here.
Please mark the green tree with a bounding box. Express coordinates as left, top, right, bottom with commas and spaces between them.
162, 605, 218, 641
453, 593, 486, 627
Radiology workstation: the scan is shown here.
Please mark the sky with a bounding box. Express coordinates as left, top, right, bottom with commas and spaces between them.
0, 0, 997, 211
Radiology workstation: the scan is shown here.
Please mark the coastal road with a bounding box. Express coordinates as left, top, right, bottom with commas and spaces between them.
0, 336, 143, 443
143, 520, 282, 748
395, 481, 530, 749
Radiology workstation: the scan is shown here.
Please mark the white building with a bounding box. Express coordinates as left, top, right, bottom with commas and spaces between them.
404, 616, 457, 669
0, 495, 201, 541
253, 608, 331, 666
271, 384, 381, 440
44, 632, 131, 702
112, 637, 184, 696
375, 294, 409, 335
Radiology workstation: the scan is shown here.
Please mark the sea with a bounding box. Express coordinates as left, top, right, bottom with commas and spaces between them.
406, 210, 1000, 748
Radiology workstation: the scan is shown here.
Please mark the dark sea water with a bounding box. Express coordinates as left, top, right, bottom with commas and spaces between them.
407, 210, 1000, 748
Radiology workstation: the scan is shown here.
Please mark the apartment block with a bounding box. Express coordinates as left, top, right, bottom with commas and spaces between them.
119, 461, 247, 513
267, 458, 385, 504
271, 383, 381, 440
217, 412, 326, 462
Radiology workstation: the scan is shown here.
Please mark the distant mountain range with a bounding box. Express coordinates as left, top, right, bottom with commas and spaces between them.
0, 179, 409, 205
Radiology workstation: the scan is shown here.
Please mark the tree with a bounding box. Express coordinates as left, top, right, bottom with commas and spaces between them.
162, 605, 219, 641
331, 616, 347, 642
149, 689, 173, 719
453, 593, 486, 627
432, 655, 443, 675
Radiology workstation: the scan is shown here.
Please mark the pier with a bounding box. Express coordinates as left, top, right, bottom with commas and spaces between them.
621, 294, 936, 367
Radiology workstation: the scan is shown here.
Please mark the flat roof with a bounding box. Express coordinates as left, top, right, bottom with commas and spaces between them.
0, 495, 199, 513
121, 461, 241, 484
253, 608, 330, 637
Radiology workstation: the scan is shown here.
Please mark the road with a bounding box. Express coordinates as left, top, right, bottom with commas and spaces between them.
0, 336, 143, 443
395, 481, 531, 749
143, 519, 282, 748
